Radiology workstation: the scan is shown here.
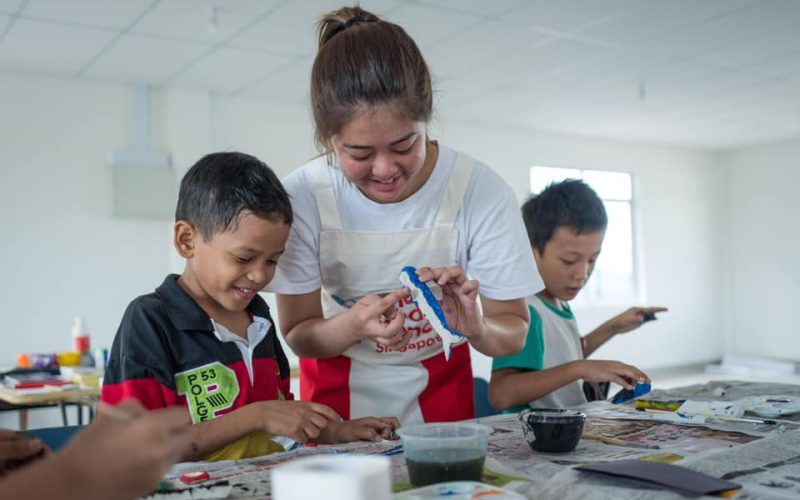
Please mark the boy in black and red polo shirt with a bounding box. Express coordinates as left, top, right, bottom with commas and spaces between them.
102, 152, 399, 461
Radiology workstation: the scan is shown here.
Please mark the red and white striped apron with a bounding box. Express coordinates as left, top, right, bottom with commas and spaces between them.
300, 153, 476, 424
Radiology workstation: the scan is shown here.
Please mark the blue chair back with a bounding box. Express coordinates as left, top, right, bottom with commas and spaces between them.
23, 425, 84, 452
473, 377, 498, 418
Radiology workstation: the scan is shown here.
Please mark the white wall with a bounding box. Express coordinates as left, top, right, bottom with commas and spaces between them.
725, 139, 800, 361
1, 72, 729, 427
0, 74, 175, 359
0, 74, 177, 428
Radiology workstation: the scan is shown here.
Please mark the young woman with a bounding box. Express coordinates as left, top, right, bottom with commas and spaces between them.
268, 6, 543, 424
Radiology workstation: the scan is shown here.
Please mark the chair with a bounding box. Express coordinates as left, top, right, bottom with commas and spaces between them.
473, 377, 498, 418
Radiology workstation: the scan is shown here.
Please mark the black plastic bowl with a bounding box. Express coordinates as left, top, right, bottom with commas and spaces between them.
519, 408, 586, 453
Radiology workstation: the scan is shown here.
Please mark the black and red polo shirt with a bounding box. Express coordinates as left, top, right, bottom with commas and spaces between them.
102, 274, 292, 425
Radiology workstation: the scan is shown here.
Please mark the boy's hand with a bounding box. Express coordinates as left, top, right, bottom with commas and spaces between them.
578, 360, 650, 389
257, 400, 342, 443
318, 416, 400, 444
414, 265, 484, 340
607, 307, 668, 335
0, 429, 48, 472
349, 289, 411, 350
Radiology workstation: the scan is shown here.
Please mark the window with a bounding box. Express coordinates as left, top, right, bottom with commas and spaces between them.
529, 166, 638, 305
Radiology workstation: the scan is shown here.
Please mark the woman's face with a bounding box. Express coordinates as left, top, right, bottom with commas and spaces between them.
331, 105, 431, 204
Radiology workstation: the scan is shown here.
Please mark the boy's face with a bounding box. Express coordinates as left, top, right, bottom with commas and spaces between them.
177, 211, 290, 316
533, 227, 605, 302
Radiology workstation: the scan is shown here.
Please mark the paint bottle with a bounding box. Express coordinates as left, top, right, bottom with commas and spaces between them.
71, 316, 91, 354
94, 347, 109, 371
17, 353, 30, 368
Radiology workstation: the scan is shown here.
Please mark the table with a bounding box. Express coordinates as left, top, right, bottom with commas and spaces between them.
0, 385, 100, 429
153, 380, 800, 499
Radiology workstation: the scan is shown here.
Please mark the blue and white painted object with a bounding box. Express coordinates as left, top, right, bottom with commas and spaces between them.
398, 266, 463, 361
611, 383, 651, 404
393, 481, 525, 499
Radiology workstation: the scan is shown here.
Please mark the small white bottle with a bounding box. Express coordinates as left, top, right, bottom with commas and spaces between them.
71, 317, 92, 367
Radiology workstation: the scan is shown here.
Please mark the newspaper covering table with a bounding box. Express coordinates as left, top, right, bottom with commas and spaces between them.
149, 380, 800, 499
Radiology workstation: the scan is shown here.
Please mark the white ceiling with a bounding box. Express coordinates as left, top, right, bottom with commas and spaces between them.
1, 0, 800, 150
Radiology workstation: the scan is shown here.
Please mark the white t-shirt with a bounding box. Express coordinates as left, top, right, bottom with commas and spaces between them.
267, 143, 543, 301
529, 296, 587, 409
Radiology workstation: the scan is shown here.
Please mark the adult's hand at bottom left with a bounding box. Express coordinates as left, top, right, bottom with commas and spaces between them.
0, 399, 192, 500
0, 428, 48, 472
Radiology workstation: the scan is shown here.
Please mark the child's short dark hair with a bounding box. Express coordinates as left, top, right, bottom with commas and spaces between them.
522, 179, 607, 254
176, 152, 292, 240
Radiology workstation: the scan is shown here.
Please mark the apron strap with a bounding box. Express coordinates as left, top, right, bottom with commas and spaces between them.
311, 158, 343, 230
434, 152, 474, 227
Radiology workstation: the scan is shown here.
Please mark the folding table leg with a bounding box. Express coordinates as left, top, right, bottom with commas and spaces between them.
59, 402, 68, 426
19, 408, 28, 431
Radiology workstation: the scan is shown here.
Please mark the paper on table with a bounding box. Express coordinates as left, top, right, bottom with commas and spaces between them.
740, 395, 800, 418
576, 460, 741, 496
677, 400, 744, 418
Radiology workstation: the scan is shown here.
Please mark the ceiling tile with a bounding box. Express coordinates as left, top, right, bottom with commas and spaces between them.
228, 1, 401, 57
416, 0, 526, 17
459, 37, 614, 92
0, 17, 116, 74
0, 13, 9, 34
503, 51, 665, 103
670, 80, 798, 120
746, 52, 800, 80
132, 0, 282, 44
347, 0, 411, 16
238, 56, 312, 105
426, 20, 554, 79
645, 1, 800, 60
23, 0, 153, 29
82, 33, 210, 84
435, 77, 490, 111
0, 0, 23, 15
230, 0, 424, 56
593, 62, 743, 110
499, 0, 637, 33
227, 1, 327, 56
382, 2, 481, 51
193, 0, 291, 17
171, 47, 294, 93
692, 27, 800, 69
580, 0, 762, 48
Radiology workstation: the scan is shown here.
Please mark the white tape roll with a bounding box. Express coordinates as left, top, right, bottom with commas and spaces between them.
271, 454, 392, 500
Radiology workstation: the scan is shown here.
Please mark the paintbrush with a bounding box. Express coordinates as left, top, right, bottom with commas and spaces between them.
713, 416, 777, 425
583, 434, 660, 450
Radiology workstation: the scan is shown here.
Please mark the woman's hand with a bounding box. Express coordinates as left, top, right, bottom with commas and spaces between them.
414, 266, 485, 340
348, 288, 412, 349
